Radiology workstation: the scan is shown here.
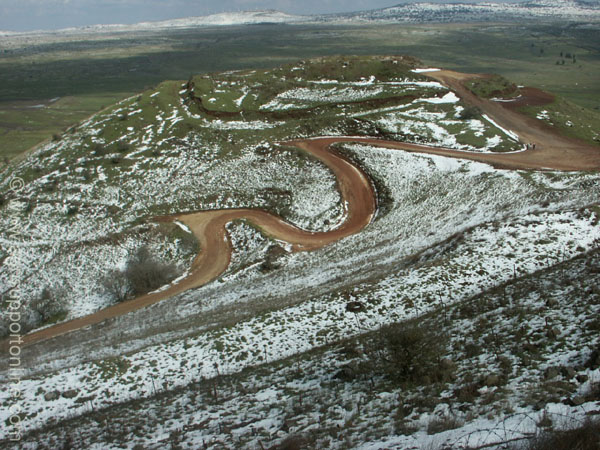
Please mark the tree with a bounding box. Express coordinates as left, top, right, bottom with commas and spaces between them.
30, 286, 68, 324
102, 246, 179, 302
102, 270, 131, 303
124, 246, 178, 296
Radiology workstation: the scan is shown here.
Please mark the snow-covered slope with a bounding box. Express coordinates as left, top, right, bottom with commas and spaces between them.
2, 1, 598, 36
322, 0, 600, 24
0, 10, 306, 36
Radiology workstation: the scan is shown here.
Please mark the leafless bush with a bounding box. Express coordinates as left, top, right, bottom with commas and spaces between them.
426, 415, 464, 435
363, 322, 452, 386
30, 286, 68, 325
102, 246, 179, 302
102, 270, 131, 303
125, 247, 178, 296
508, 417, 600, 450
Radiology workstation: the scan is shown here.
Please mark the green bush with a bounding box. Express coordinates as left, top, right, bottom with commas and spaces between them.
459, 105, 482, 120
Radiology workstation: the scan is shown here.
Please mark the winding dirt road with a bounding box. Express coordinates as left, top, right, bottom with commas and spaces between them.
8, 69, 600, 350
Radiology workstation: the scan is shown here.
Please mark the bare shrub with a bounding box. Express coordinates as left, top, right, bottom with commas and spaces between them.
125, 247, 178, 296
30, 286, 68, 325
102, 246, 179, 302
102, 269, 131, 303
366, 323, 452, 386
508, 418, 600, 450
426, 415, 463, 435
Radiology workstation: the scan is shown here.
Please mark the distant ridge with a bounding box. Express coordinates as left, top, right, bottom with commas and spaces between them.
322, 0, 600, 24
1, 1, 598, 36
0, 10, 306, 36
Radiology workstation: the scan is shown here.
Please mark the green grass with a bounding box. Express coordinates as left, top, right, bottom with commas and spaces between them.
190, 55, 424, 114
1, 22, 599, 161
519, 96, 600, 146
465, 74, 519, 99
0, 93, 131, 161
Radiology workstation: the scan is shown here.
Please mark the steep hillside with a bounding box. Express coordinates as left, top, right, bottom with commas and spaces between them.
1, 55, 599, 448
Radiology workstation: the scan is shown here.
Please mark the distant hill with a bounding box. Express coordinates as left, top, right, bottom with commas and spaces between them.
322, 0, 600, 24
2, 1, 599, 36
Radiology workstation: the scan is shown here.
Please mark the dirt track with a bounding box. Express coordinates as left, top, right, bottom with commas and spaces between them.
9, 69, 600, 350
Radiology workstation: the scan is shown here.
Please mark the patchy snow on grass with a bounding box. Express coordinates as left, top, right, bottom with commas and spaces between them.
4, 137, 600, 439
482, 113, 520, 141
537, 109, 550, 120
2, 61, 600, 448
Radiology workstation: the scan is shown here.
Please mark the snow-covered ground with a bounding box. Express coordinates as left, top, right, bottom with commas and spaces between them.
325, 0, 600, 24
2, 144, 600, 441
0, 65, 526, 329
1, 58, 599, 447
1, 0, 597, 37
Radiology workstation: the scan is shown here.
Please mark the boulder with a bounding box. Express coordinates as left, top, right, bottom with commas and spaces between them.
44, 390, 59, 401
543, 366, 560, 380
62, 389, 79, 399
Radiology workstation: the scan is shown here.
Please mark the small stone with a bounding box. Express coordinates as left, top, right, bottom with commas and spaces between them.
546, 327, 561, 339
44, 391, 59, 401
586, 349, 600, 369
484, 374, 501, 387
544, 366, 560, 380
570, 396, 585, 406
576, 374, 589, 383
561, 366, 576, 379
345, 301, 366, 313
62, 389, 79, 399
334, 364, 357, 381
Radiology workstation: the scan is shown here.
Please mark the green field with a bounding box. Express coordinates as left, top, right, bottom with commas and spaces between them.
1, 22, 599, 160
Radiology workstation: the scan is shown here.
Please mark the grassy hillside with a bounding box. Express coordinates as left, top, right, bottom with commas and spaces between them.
1, 21, 598, 161
1, 55, 600, 449
519, 95, 600, 146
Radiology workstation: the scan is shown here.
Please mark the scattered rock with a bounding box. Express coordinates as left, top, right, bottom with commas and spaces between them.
545, 298, 558, 308
62, 389, 79, 399
484, 374, 501, 387
546, 327, 561, 339
334, 364, 357, 381
544, 366, 560, 380
269, 434, 309, 450
44, 390, 59, 401
566, 396, 585, 406
345, 301, 366, 313
576, 374, 589, 383
585, 347, 600, 369
561, 366, 576, 379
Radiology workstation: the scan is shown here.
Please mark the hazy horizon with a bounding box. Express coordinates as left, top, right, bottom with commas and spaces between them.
0, 0, 530, 32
